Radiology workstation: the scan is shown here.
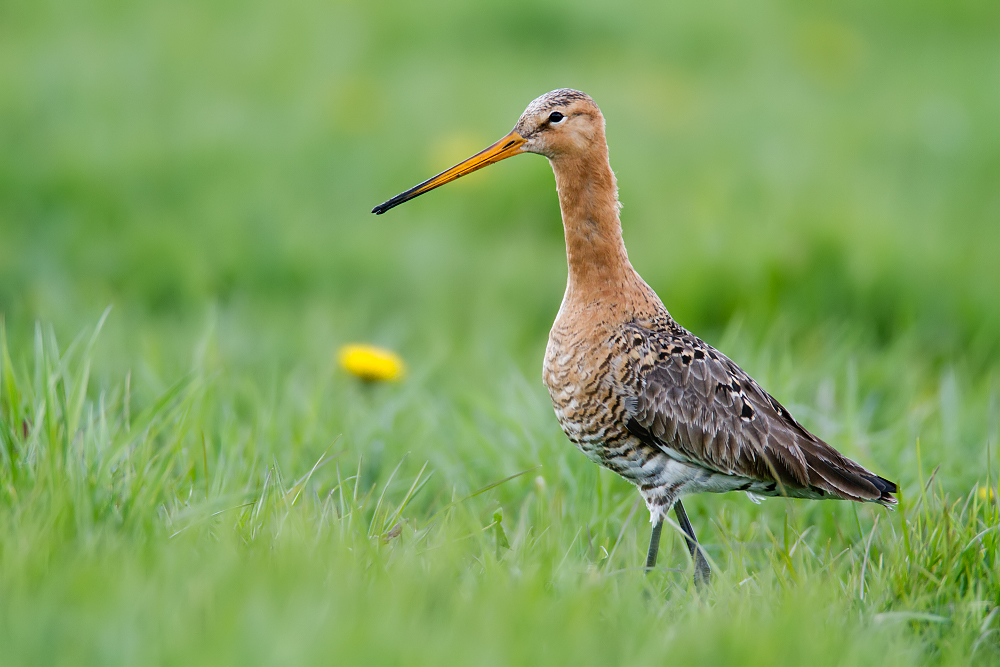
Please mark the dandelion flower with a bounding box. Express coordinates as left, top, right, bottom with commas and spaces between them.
338, 343, 405, 382
978, 485, 996, 503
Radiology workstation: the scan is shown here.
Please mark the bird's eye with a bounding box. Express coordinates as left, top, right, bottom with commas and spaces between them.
548, 111, 565, 124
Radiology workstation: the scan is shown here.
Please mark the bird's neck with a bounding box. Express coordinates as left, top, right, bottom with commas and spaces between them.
550, 144, 639, 303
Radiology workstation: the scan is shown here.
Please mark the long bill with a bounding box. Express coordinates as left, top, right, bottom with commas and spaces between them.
372, 131, 526, 215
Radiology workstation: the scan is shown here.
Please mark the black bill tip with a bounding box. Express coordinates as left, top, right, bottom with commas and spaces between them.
371, 178, 433, 215
371, 194, 407, 215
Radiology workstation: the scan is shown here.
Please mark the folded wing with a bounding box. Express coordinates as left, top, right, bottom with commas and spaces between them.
621, 321, 897, 506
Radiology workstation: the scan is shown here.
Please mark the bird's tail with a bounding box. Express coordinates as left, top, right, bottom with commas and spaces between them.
866, 473, 898, 508
798, 445, 898, 508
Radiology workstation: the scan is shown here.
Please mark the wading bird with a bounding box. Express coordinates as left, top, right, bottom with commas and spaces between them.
372, 89, 896, 584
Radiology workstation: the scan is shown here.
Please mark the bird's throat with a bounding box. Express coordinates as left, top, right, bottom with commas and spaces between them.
550, 149, 637, 303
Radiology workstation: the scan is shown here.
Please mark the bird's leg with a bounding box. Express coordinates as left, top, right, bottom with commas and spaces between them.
673, 500, 711, 586
644, 517, 664, 572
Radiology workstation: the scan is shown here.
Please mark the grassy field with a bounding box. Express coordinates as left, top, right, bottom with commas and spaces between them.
2, 0, 999, 664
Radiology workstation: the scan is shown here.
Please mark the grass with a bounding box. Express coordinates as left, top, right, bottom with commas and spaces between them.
2, 0, 999, 664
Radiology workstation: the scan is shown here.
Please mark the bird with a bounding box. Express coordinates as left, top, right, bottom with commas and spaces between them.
372, 89, 897, 585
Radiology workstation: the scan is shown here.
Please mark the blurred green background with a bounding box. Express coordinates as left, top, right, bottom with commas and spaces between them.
3, 0, 998, 477
1, 0, 999, 664
4, 0, 998, 365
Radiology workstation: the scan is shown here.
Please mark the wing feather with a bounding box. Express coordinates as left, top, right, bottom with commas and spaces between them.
622, 320, 896, 505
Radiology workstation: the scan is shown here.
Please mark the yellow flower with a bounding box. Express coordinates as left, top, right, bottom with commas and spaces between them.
338, 344, 405, 382
978, 486, 996, 503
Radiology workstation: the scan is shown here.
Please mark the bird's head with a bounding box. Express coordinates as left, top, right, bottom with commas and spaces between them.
513, 89, 605, 160
372, 89, 604, 215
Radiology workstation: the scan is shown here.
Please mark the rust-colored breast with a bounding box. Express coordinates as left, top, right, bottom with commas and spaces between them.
544, 320, 621, 459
